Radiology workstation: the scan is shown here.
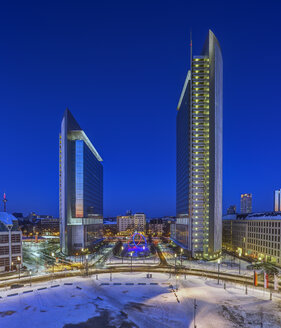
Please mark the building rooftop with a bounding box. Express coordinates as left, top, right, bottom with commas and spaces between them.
0, 212, 19, 231
223, 212, 281, 221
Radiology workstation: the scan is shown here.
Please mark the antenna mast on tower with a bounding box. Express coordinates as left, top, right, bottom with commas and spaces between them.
3, 193, 7, 212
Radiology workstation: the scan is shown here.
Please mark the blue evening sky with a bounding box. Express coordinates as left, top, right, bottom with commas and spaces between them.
1, 0, 280, 217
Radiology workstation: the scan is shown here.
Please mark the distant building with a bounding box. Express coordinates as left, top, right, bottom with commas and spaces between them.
227, 205, 236, 215
103, 219, 117, 236
12, 213, 24, 219
223, 212, 281, 266
148, 219, 164, 235
240, 194, 252, 213
117, 213, 146, 234
0, 212, 22, 272
40, 218, 60, 234
274, 189, 281, 212
175, 30, 223, 259
59, 109, 103, 254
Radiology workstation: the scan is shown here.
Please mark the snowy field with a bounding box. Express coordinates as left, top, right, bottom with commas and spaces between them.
1, 272, 281, 328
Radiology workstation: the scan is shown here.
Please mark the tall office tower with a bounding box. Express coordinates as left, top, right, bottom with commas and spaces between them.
240, 194, 252, 214
175, 30, 223, 259
274, 189, 281, 212
59, 109, 103, 255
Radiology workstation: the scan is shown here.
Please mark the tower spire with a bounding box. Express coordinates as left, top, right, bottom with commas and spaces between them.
3, 193, 7, 212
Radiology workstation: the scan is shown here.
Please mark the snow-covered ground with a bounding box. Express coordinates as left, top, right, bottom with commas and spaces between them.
1, 272, 281, 328
105, 254, 160, 267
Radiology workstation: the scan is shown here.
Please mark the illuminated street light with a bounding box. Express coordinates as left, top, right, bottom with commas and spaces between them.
180, 248, 183, 267
17, 256, 21, 280
239, 252, 241, 275
85, 254, 89, 276
217, 258, 221, 285
121, 246, 124, 264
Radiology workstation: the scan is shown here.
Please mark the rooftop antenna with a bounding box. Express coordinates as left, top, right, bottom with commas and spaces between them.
190, 30, 192, 70
3, 193, 7, 212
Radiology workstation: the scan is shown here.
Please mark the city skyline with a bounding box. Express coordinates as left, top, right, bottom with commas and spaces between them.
1, 1, 281, 217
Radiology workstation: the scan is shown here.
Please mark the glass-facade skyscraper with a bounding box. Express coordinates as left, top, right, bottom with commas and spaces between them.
240, 193, 252, 214
174, 30, 223, 259
59, 109, 103, 255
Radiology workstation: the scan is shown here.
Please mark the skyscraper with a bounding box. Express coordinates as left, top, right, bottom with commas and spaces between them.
274, 189, 281, 212
175, 30, 223, 259
240, 194, 252, 214
59, 109, 103, 255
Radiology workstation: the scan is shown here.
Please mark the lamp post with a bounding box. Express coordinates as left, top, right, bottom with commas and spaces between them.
239, 252, 241, 275
51, 252, 55, 281
85, 254, 89, 276
29, 270, 32, 286
180, 248, 183, 267
174, 254, 177, 273
17, 256, 21, 280
143, 246, 145, 264
81, 248, 84, 265
176, 275, 179, 291
130, 252, 133, 272
217, 259, 221, 285
121, 246, 124, 264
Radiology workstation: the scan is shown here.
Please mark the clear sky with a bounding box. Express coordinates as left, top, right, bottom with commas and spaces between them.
1, 0, 281, 217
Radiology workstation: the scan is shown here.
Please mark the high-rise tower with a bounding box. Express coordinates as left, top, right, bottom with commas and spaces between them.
240, 193, 252, 214
274, 189, 281, 212
59, 109, 103, 255
175, 30, 223, 259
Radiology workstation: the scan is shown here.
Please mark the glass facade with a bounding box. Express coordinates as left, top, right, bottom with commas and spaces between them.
75, 140, 84, 218
176, 71, 190, 216
176, 30, 222, 259
59, 109, 103, 255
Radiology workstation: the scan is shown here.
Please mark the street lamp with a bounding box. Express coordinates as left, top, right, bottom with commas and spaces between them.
29, 270, 32, 286
51, 252, 55, 280
81, 248, 84, 265
17, 256, 21, 280
130, 252, 133, 272
121, 246, 124, 264
239, 252, 241, 275
85, 254, 89, 276
176, 275, 179, 291
174, 253, 177, 272
217, 259, 221, 285
180, 248, 183, 267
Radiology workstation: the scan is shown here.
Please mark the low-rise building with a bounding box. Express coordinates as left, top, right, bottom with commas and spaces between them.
0, 212, 22, 272
223, 212, 281, 266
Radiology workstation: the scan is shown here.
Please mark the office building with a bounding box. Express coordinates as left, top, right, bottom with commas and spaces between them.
148, 219, 164, 235
59, 109, 103, 255
240, 194, 252, 214
0, 212, 22, 272
175, 30, 223, 259
117, 213, 146, 235
223, 212, 281, 266
227, 205, 236, 215
274, 189, 281, 212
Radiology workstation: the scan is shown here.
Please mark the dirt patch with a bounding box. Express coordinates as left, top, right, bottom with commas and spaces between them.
124, 302, 153, 312
63, 309, 138, 328
0, 310, 16, 317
